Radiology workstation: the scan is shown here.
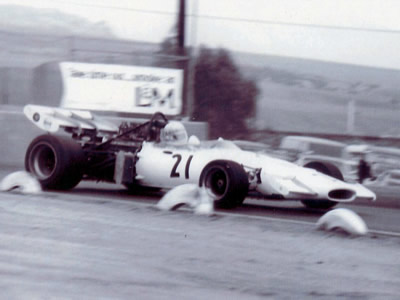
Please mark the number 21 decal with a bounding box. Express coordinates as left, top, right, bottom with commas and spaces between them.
170, 154, 194, 179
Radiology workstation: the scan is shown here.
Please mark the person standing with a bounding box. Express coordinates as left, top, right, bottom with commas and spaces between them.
358, 155, 371, 184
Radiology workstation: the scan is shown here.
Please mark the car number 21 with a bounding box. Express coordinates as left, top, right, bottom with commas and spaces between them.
170, 154, 194, 179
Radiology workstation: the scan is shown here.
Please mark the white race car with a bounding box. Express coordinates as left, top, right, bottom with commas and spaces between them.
23, 105, 376, 209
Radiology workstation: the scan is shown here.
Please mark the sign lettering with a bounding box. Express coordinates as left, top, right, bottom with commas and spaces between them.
59, 62, 183, 115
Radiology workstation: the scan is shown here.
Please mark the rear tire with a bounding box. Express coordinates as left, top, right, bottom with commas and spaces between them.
301, 161, 343, 209
199, 160, 249, 209
25, 134, 85, 190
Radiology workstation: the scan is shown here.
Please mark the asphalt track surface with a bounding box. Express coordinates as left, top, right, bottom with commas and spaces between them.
52, 180, 399, 235
1, 168, 400, 299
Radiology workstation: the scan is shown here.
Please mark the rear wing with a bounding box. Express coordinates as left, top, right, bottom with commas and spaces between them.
24, 105, 119, 134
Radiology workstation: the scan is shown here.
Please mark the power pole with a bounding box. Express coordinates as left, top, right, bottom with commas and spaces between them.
186, 0, 199, 119
177, 0, 185, 55
176, 0, 198, 119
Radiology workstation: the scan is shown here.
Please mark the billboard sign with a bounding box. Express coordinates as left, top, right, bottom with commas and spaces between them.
59, 62, 183, 115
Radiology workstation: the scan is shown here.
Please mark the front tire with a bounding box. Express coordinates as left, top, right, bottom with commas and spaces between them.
25, 134, 85, 190
199, 160, 249, 209
301, 161, 343, 209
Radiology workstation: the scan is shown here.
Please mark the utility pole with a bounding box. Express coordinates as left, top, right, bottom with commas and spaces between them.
177, 0, 185, 55
186, 0, 199, 119
176, 0, 198, 119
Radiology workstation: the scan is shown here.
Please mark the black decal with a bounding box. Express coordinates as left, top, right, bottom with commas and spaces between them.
33, 113, 40, 122
185, 155, 193, 179
170, 154, 182, 178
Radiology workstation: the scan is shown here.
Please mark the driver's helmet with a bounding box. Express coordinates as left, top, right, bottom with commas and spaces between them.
160, 121, 188, 145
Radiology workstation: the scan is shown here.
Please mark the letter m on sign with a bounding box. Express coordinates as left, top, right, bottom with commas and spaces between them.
135, 87, 175, 109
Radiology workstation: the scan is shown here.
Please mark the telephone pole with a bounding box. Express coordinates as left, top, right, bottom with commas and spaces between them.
186, 0, 199, 119
177, 0, 185, 55
176, 0, 198, 119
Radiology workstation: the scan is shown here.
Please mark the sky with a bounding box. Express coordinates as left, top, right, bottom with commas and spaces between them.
2, 0, 400, 70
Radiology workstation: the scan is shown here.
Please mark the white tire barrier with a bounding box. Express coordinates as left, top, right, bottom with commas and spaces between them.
316, 208, 368, 236
0, 171, 42, 194
156, 184, 214, 216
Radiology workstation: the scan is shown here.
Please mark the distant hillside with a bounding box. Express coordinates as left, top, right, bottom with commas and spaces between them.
232, 52, 400, 136
234, 52, 400, 99
0, 4, 115, 38
0, 12, 399, 137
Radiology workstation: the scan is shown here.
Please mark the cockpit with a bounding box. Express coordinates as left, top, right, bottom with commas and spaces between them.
158, 120, 239, 150
160, 121, 189, 145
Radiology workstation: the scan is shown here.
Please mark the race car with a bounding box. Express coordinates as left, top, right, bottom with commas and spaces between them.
23, 105, 376, 209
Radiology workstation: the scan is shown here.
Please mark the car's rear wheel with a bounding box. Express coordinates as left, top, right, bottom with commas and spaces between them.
25, 134, 85, 190
199, 160, 249, 209
301, 161, 343, 209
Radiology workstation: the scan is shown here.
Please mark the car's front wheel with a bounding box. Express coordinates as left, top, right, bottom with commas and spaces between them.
25, 134, 85, 190
199, 160, 249, 209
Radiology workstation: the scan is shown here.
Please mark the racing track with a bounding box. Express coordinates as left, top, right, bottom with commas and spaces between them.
1, 170, 400, 299
61, 180, 400, 236
1, 165, 400, 236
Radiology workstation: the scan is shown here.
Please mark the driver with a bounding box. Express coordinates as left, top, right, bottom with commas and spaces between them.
160, 121, 188, 145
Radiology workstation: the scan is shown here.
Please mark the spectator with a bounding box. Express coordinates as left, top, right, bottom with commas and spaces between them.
358, 155, 372, 183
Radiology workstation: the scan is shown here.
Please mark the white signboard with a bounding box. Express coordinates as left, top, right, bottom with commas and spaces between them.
59, 62, 183, 115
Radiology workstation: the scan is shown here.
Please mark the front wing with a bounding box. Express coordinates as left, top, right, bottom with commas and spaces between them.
257, 168, 376, 202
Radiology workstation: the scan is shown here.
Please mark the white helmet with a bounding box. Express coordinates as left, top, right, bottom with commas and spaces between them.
160, 121, 188, 145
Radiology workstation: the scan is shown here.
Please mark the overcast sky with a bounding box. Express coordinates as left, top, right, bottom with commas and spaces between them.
2, 0, 400, 69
